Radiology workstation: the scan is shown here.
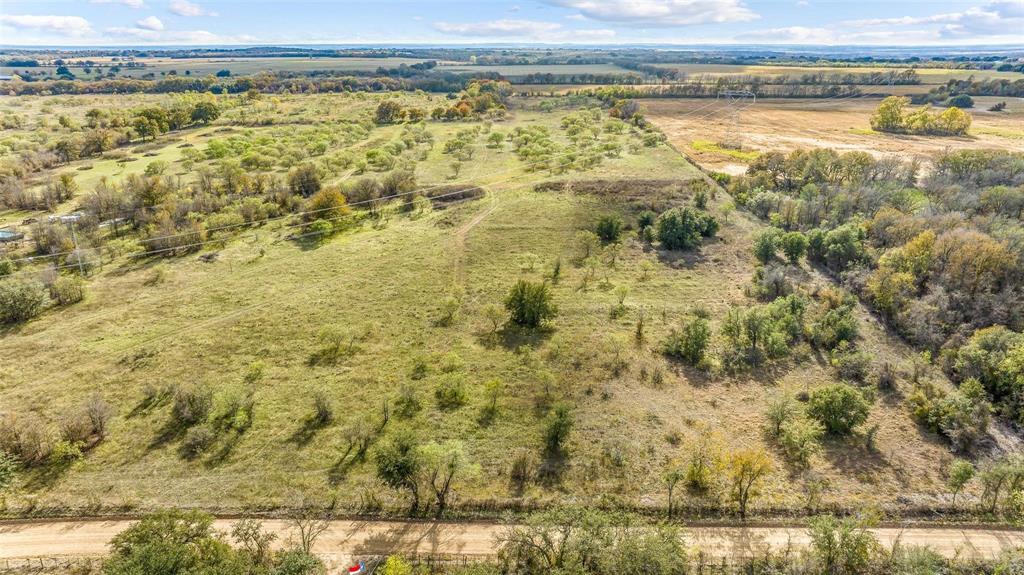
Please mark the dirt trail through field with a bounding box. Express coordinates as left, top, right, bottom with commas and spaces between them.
452, 191, 500, 286
2, 518, 1023, 567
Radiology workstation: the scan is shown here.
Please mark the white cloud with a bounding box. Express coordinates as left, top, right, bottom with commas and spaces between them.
105, 26, 253, 44
434, 19, 562, 36
736, 26, 834, 44
169, 0, 217, 17
843, 1, 1024, 40
135, 15, 164, 31
544, 0, 758, 26
0, 14, 93, 36
90, 0, 145, 7
433, 19, 614, 42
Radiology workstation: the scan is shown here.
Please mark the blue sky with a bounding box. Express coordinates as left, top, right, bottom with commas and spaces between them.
1, 0, 1022, 46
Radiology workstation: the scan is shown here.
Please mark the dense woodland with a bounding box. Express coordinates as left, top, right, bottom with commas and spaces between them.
725, 147, 1024, 449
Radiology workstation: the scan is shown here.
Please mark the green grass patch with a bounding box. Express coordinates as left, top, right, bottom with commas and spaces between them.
690, 140, 761, 162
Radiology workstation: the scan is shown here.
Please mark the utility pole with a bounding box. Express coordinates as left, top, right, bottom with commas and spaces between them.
70, 220, 85, 275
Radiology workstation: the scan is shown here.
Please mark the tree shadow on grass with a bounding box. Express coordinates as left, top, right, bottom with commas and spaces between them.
495, 324, 554, 352
127, 388, 172, 419
819, 436, 901, 486
201, 433, 242, 468
147, 417, 191, 453
654, 244, 710, 269
536, 450, 568, 488
22, 458, 77, 491
288, 416, 331, 448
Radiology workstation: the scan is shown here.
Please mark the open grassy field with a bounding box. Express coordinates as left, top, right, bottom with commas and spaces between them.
437, 63, 629, 77
644, 96, 1024, 175
1, 89, 995, 520
651, 63, 1024, 84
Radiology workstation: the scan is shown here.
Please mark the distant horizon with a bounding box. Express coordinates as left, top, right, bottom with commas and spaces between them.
3, 43, 1023, 55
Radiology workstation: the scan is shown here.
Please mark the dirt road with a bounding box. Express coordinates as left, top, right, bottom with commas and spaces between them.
2, 518, 1023, 567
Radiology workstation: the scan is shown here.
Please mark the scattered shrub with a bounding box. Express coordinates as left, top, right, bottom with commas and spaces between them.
505, 280, 557, 328
181, 425, 215, 459
595, 215, 623, 243
0, 279, 47, 324
663, 317, 711, 367
49, 275, 85, 306
171, 385, 213, 426
434, 374, 467, 410
807, 384, 870, 435
655, 206, 718, 250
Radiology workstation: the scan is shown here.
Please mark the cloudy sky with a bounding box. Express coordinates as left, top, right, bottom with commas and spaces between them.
1, 0, 1022, 46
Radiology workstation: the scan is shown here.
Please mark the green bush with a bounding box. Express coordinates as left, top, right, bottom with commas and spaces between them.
49, 275, 85, 306
807, 384, 870, 435
544, 403, 573, 454
830, 345, 871, 382
595, 215, 623, 243
181, 425, 215, 459
753, 229, 780, 264
662, 317, 711, 366
0, 279, 47, 324
655, 207, 718, 250
505, 279, 557, 328
435, 374, 467, 410
779, 418, 823, 467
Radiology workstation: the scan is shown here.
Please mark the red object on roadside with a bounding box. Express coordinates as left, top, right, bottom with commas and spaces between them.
348, 562, 365, 574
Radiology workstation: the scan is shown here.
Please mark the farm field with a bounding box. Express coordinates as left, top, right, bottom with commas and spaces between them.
645, 96, 1024, 175
0, 88, 994, 520
651, 63, 1024, 84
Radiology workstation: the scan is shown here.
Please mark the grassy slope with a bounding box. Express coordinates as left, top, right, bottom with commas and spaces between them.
0, 94, 959, 517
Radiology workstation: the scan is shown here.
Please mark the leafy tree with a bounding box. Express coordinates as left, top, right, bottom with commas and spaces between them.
595, 215, 623, 243
375, 430, 422, 513
573, 230, 601, 263
104, 510, 246, 575
504, 280, 557, 328
948, 459, 975, 506
656, 207, 718, 250
779, 418, 823, 468
780, 231, 808, 264
765, 394, 797, 438
375, 100, 404, 124
190, 101, 220, 124
753, 229, 780, 264
947, 94, 974, 108
304, 187, 350, 227
0, 279, 47, 325
231, 519, 276, 569
870, 96, 909, 132
288, 163, 321, 198
727, 448, 772, 520
421, 440, 476, 518
807, 515, 879, 575
482, 303, 506, 336
807, 384, 870, 435
663, 317, 711, 366
544, 403, 573, 455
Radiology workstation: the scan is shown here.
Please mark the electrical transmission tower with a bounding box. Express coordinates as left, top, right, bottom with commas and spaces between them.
716, 89, 756, 148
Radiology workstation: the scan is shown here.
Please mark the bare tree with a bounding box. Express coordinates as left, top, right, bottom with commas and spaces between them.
288, 503, 332, 554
